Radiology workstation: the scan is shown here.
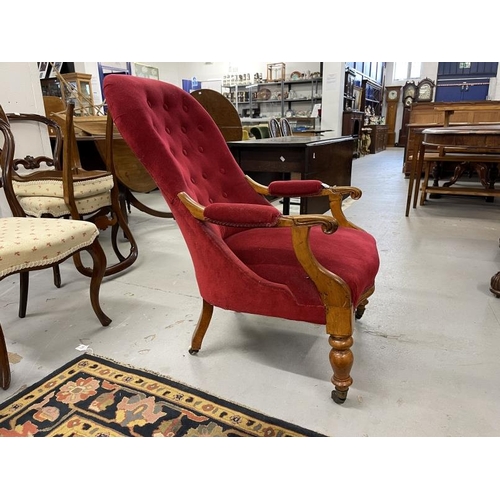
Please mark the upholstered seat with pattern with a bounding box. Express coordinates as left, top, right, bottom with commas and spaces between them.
103, 74, 380, 405
0, 216, 111, 390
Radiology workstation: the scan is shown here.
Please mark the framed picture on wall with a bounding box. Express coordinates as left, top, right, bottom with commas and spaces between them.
48, 62, 63, 78
353, 85, 362, 111
134, 63, 159, 80
38, 62, 49, 79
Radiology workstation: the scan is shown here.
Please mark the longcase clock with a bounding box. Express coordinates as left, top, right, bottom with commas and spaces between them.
385, 85, 401, 147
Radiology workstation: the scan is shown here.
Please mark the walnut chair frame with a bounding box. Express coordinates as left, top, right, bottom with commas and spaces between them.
0, 102, 138, 310
103, 75, 380, 405
0, 117, 111, 390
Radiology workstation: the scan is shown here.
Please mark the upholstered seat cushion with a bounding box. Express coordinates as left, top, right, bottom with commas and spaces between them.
224, 225, 379, 311
0, 217, 99, 278
17, 192, 112, 218
13, 174, 114, 199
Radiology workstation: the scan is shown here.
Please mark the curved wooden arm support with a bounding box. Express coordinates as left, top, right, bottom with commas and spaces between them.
0, 117, 25, 217
246, 175, 363, 230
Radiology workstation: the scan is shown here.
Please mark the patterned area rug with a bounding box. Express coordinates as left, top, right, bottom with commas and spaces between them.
0, 353, 325, 437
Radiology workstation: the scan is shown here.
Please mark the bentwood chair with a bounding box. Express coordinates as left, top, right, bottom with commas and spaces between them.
104, 74, 380, 405
280, 117, 293, 136
268, 118, 282, 138
1, 102, 138, 283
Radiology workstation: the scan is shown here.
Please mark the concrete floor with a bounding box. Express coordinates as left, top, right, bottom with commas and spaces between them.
1, 146, 500, 437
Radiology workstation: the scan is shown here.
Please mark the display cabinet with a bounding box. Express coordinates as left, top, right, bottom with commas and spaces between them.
40, 72, 95, 115
361, 78, 383, 116
343, 68, 357, 111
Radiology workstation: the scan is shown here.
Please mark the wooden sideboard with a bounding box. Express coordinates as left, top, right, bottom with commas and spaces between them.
402, 101, 500, 175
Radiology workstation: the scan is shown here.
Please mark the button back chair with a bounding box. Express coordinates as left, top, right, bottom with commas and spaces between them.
0, 117, 111, 390
1, 102, 138, 284
103, 75, 380, 405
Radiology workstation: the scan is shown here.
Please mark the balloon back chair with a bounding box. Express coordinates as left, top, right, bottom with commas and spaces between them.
103, 74, 380, 404
0, 102, 138, 316
0, 117, 111, 390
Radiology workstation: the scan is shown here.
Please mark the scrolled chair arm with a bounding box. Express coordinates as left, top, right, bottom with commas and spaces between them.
245, 175, 362, 200
245, 176, 363, 230
177, 192, 339, 234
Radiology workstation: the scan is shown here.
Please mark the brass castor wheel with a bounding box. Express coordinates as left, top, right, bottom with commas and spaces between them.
331, 389, 348, 405
188, 348, 199, 355
490, 271, 500, 298
355, 307, 365, 320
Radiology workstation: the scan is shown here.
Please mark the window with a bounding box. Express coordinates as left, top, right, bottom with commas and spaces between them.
394, 62, 422, 80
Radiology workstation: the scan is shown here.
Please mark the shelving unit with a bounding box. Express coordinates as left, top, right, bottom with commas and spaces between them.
222, 77, 322, 122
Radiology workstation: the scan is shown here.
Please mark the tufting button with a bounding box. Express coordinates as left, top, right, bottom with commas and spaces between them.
209, 198, 214, 203
219, 168, 226, 174
181, 126, 187, 133
163, 103, 169, 110
222, 192, 228, 198
202, 173, 207, 179
165, 127, 171, 134
198, 146, 204, 153
183, 105, 188, 112
191, 177, 196, 184
197, 125, 204, 132
147, 100, 152, 107
182, 149, 188, 156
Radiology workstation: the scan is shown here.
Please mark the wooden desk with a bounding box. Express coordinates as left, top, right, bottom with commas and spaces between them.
227, 135, 354, 214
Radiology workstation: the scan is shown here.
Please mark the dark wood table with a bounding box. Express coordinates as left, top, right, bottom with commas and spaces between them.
227, 134, 354, 215
404, 124, 500, 298
406, 124, 500, 216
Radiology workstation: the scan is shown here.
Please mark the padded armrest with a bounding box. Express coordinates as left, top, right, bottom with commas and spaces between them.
204, 203, 281, 228
268, 179, 325, 197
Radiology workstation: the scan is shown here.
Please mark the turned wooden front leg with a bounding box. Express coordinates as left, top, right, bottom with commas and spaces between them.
329, 333, 354, 404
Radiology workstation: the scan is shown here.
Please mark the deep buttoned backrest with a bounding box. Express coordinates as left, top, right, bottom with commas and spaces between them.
103, 75, 268, 226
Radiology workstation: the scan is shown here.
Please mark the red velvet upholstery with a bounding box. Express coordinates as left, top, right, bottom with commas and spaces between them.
268, 179, 324, 197
103, 75, 379, 325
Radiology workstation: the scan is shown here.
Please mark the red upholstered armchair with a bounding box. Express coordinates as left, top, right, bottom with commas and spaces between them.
103, 75, 380, 404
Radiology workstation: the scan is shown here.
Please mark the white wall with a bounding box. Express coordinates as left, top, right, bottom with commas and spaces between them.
320, 62, 345, 136
0, 62, 52, 216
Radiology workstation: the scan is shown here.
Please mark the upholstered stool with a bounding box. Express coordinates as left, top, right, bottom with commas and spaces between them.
0, 217, 111, 390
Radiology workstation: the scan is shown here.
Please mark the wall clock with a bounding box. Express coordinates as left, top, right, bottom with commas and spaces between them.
416, 77, 435, 102
402, 81, 417, 107
387, 88, 400, 102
